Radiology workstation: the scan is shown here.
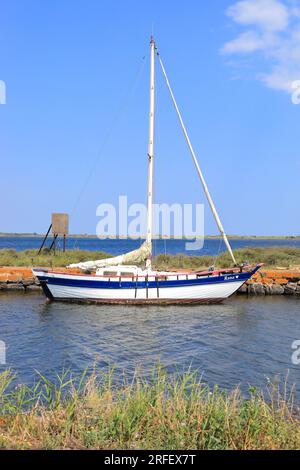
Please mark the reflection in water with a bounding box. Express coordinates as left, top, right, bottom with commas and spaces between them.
0, 292, 299, 396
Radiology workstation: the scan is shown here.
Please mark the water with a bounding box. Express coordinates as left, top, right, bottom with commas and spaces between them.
1, 236, 300, 256
0, 291, 299, 397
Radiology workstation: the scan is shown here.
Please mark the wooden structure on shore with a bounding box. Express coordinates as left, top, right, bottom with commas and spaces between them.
38, 213, 69, 255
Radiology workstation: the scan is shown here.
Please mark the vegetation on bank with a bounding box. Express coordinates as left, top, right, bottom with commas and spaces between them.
153, 247, 300, 270
0, 248, 111, 268
1, 246, 300, 270
0, 367, 299, 450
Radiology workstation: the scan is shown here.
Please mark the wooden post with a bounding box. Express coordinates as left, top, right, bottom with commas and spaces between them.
49, 234, 58, 254
38, 224, 52, 255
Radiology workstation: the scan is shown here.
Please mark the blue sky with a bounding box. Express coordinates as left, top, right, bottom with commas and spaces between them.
0, 0, 299, 236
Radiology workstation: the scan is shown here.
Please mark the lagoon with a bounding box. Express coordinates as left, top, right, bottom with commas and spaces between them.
0, 292, 299, 398
1, 236, 300, 256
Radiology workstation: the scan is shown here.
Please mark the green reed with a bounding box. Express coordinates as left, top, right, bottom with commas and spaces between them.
0, 366, 299, 450
1, 246, 300, 270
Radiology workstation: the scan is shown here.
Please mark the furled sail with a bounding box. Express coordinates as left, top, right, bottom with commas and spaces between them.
67, 240, 151, 271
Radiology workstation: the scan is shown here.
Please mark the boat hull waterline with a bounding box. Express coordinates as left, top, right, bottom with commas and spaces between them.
32, 266, 261, 305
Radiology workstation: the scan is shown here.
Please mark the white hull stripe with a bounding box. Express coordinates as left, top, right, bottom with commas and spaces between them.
46, 280, 245, 301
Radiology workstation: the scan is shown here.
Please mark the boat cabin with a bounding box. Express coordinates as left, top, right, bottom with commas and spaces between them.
95, 265, 145, 279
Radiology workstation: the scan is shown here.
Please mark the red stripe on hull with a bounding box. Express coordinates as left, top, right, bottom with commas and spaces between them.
48, 297, 226, 305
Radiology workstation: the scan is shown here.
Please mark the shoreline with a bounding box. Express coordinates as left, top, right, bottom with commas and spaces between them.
1, 233, 300, 240
1, 246, 300, 297
1, 266, 300, 296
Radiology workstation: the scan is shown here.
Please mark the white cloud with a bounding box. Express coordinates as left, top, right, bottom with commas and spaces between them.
221, 30, 265, 53
227, 0, 289, 31
260, 67, 297, 91
221, 30, 277, 53
222, 0, 300, 93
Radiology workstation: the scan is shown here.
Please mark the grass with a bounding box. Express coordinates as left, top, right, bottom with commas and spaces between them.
153, 246, 300, 270
0, 367, 299, 450
0, 246, 300, 270
0, 248, 111, 268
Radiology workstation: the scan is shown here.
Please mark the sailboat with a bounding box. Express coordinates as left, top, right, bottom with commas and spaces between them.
33, 37, 262, 304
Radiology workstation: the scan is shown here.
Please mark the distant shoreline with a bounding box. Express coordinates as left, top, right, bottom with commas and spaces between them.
0, 233, 299, 240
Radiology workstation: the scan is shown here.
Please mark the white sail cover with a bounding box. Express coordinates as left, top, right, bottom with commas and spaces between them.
67, 241, 151, 271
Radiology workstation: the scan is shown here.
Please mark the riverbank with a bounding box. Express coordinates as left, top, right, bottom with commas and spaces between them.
1, 246, 300, 295
0, 368, 299, 450
0, 266, 300, 296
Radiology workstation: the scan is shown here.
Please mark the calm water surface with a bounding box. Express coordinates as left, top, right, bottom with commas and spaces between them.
1, 236, 300, 256
0, 292, 299, 396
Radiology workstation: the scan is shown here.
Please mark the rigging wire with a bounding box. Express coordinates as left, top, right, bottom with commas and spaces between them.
212, 236, 223, 268
70, 50, 147, 217
155, 46, 237, 266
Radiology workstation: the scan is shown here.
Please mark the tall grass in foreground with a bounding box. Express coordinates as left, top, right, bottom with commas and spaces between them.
0, 367, 299, 450
1, 246, 300, 269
